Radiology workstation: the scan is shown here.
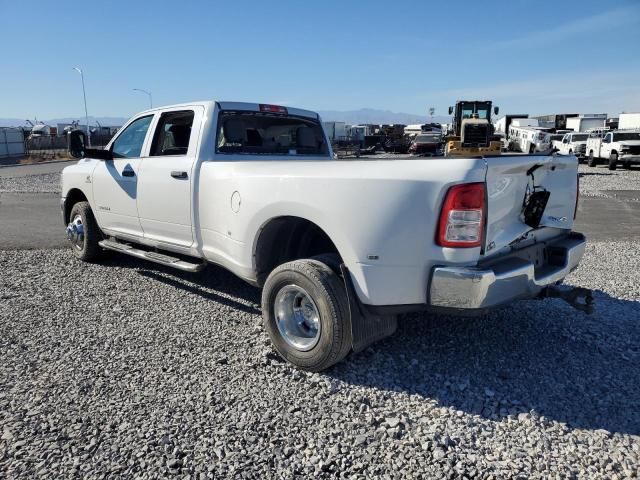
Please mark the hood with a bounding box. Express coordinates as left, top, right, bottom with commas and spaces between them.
619, 140, 640, 147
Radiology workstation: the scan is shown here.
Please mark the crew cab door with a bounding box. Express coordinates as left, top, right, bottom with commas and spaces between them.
92, 114, 154, 238
136, 107, 203, 248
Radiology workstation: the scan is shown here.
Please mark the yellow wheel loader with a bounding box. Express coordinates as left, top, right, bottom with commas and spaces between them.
445, 100, 502, 156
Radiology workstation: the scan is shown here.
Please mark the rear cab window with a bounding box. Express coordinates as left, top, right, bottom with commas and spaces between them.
150, 110, 195, 156
215, 107, 329, 157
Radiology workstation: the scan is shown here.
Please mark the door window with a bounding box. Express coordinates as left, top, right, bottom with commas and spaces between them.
150, 110, 195, 156
112, 115, 153, 158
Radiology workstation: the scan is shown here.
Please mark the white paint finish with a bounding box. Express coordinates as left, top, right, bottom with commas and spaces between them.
484, 154, 577, 257
197, 157, 485, 303
62, 100, 581, 307
136, 106, 205, 247
91, 158, 143, 237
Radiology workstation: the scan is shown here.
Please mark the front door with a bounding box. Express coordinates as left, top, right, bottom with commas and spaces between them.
92, 115, 154, 238
136, 107, 202, 248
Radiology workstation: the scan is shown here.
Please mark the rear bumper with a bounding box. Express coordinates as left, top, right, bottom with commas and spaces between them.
429, 232, 586, 310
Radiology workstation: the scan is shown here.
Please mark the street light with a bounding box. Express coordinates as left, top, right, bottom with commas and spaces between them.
73, 67, 91, 147
132, 88, 153, 109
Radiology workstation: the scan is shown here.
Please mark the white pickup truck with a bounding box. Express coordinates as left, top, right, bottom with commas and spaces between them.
586, 130, 640, 170
553, 132, 589, 159
61, 101, 590, 371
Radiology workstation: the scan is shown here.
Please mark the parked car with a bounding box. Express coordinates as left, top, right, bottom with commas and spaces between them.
61, 101, 588, 371
587, 129, 640, 170
408, 133, 442, 155
553, 132, 589, 160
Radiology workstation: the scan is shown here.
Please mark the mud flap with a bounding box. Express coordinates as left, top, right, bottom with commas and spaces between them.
340, 264, 398, 353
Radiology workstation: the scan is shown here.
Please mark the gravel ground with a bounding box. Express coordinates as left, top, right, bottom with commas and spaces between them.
0, 173, 61, 193
1, 244, 639, 478
578, 164, 640, 198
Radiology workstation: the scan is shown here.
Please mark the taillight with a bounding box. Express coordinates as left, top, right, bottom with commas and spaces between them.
437, 182, 485, 248
259, 104, 288, 114
574, 173, 579, 219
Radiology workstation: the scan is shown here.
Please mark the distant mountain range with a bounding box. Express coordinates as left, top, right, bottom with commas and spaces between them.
318, 108, 449, 125
0, 109, 450, 128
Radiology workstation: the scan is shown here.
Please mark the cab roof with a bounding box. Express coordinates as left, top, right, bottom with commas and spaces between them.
135, 101, 319, 120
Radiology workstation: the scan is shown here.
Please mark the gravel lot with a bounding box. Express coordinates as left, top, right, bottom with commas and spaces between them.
1, 244, 639, 478
578, 164, 640, 198
0, 173, 61, 194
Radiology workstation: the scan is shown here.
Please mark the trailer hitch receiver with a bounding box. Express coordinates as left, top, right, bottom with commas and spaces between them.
541, 285, 594, 314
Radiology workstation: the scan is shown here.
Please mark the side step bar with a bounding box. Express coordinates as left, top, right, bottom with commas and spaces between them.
99, 239, 206, 273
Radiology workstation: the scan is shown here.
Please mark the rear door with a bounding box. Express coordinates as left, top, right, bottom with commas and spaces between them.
484, 154, 578, 255
136, 107, 203, 248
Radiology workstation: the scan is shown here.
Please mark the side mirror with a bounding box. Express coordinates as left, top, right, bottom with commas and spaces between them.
494, 106, 499, 115
84, 148, 113, 161
448, 106, 453, 115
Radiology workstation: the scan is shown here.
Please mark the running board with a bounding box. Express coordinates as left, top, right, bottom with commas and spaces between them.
98, 239, 206, 272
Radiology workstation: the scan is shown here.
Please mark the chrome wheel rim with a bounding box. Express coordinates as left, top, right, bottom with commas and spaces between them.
66, 214, 85, 251
274, 285, 321, 351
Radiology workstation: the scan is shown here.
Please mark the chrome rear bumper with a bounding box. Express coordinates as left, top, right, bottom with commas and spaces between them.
429, 233, 586, 310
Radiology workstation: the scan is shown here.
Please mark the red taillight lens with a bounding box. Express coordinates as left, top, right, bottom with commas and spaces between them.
437, 182, 485, 248
259, 104, 288, 114
574, 173, 579, 219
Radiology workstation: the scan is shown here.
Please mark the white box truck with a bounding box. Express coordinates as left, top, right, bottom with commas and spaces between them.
619, 113, 640, 130
566, 116, 606, 132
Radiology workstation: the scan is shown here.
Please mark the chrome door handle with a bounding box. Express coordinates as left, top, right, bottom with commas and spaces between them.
171, 171, 188, 179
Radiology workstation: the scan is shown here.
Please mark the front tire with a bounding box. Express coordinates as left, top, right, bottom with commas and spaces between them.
608, 152, 618, 171
262, 258, 352, 371
67, 201, 102, 262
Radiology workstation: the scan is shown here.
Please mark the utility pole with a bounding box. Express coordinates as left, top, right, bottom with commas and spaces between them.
73, 67, 91, 147
133, 88, 153, 109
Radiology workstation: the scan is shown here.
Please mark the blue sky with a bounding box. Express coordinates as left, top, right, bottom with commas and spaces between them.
1, 0, 639, 120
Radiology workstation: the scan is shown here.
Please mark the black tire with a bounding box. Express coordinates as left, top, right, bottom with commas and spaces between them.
588, 151, 597, 167
262, 259, 352, 371
529, 144, 536, 154
608, 152, 617, 171
68, 201, 103, 262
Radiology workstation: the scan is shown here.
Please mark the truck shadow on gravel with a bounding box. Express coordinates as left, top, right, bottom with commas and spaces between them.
100, 255, 262, 314
98, 255, 639, 435
329, 293, 640, 436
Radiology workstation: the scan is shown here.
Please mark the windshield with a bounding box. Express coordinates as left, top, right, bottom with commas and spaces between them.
613, 133, 640, 141
572, 134, 588, 141
216, 111, 329, 156
461, 105, 489, 119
